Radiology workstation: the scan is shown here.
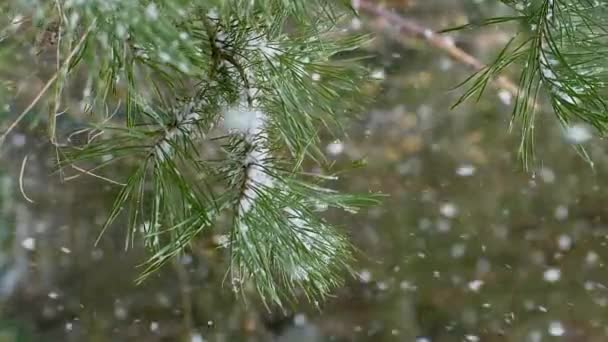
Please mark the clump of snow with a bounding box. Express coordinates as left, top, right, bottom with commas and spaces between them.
223, 104, 273, 216
239, 145, 273, 214
223, 106, 265, 136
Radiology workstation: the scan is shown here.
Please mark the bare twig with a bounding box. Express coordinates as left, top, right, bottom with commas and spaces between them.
357, 1, 520, 97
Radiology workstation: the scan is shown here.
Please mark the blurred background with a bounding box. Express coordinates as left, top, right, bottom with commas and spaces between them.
3, 0, 608, 341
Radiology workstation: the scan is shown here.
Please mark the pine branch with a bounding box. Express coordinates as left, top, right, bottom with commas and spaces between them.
0, 1, 384, 306
483, 0, 608, 167
361, 0, 608, 168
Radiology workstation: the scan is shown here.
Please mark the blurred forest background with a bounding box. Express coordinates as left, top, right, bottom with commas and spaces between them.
3, 0, 608, 341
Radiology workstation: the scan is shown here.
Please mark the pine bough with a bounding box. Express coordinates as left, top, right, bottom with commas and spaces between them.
460, 0, 608, 167
0, 0, 381, 307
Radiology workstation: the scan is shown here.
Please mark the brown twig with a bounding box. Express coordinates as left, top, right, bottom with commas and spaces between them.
357, 1, 520, 97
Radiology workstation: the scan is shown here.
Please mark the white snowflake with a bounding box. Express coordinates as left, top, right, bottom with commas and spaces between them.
564, 124, 592, 144
440, 202, 458, 218
359, 270, 372, 283
497, 89, 512, 105
190, 333, 205, 342
548, 321, 565, 337
21, 237, 35, 251
467, 280, 484, 292
557, 234, 572, 251
326, 140, 345, 156
456, 164, 476, 177
371, 69, 385, 80
543, 268, 561, 283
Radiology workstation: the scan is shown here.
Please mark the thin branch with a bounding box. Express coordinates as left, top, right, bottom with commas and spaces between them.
358, 1, 520, 97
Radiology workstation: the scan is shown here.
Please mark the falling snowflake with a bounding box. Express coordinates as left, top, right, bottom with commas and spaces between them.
564, 124, 592, 144
548, 321, 565, 337
456, 164, 476, 177
440, 202, 459, 218
468, 280, 484, 292
326, 140, 345, 156
543, 268, 561, 283
21, 237, 35, 251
